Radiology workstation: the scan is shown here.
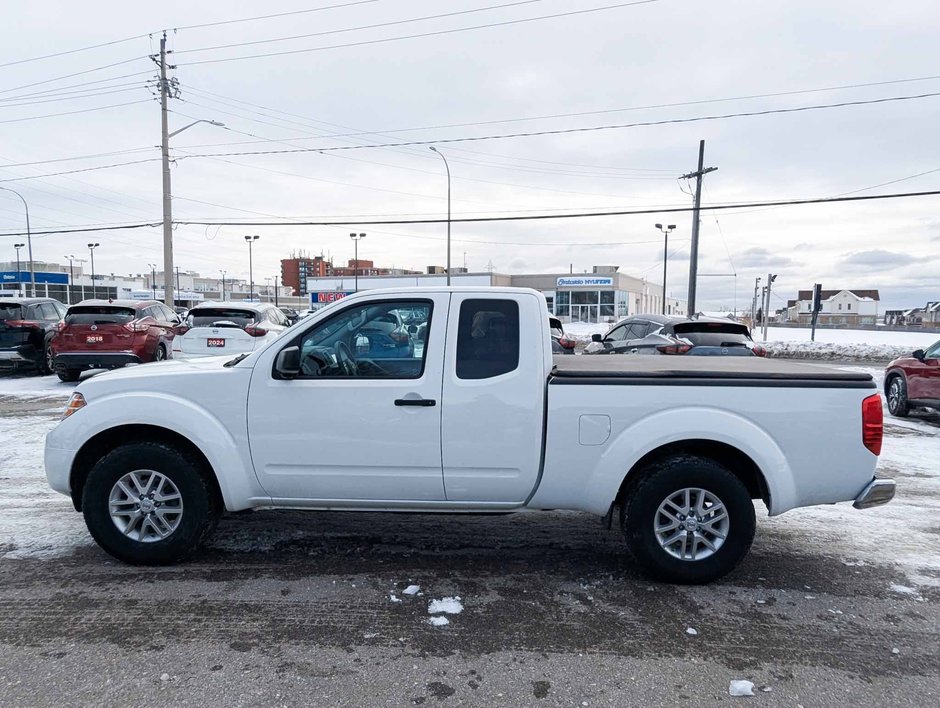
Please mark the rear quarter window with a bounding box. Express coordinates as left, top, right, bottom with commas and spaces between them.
456, 299, 520, 380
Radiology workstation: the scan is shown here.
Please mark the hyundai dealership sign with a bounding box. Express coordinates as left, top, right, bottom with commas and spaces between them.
0, 271, 69, 284
556, 276, 614, 287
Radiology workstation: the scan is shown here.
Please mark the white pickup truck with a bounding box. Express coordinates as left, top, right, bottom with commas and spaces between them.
45, 287, 894, 584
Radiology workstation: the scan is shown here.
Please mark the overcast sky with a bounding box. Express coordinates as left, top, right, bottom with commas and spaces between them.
1, 0, 937, 311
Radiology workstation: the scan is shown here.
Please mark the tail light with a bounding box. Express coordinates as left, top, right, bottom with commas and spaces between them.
175, 325, 190, 336
124, 320, 151, 333
5, 320, 42, 330
244, 325, 268, 337
862, 394, 883, 456
656, 343, 692, 355
751, 344, 766, 357
558, 336, 577, 350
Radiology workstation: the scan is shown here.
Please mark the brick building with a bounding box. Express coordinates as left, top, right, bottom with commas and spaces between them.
280, 255, 331, 297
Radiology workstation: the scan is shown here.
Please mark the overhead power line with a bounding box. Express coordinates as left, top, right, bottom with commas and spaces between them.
176, 1, 659, 65
0, 99, 151, 125
4, 189, 936, 237
0, 57, 147, 95
0, 159, 161, 183
0, 70, 155, 102
0, 35, 151, 69
173, 0, 383, 31
177, 91, 940, 158
176, 0, 550, 54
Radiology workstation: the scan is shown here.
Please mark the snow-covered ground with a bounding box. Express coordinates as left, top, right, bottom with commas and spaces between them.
562, 321, 938, 361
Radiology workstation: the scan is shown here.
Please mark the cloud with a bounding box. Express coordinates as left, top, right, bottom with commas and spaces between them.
734, 247, 798, 268
840, 250, 917, 269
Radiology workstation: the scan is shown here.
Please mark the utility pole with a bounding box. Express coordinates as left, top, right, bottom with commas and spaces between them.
273, 275, 280, 307
762, 273, 777, 341
158, 32, 175, 308
751, 276, 761, 327
679, 140, 717, 317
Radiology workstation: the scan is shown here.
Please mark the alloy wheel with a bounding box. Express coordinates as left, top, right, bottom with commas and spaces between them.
653, 487, 729, 561
108, 470, 183, 543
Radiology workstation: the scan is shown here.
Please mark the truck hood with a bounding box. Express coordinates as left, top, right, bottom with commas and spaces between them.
76, 355, 249, 398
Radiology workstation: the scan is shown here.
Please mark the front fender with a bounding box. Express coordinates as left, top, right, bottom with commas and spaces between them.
46, 391, 265, 511
583, 407, 794, 516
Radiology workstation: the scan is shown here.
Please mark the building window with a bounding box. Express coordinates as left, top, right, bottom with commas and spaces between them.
838, 303, 842, 310
847, 303, 851, 310
544, 296, 554, 312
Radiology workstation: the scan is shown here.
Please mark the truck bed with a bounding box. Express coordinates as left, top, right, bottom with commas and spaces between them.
550, 355, 875, 388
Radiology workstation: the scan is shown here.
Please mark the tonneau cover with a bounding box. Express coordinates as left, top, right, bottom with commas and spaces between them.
550, 355, 874, 386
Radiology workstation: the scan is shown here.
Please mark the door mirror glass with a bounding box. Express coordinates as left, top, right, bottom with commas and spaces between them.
591, 333, 602, 343
912, 349, 925, 360
275, 346, 301, 379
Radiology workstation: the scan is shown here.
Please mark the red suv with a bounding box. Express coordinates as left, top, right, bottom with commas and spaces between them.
885, 339, 940, 417
51, 300, 181, 382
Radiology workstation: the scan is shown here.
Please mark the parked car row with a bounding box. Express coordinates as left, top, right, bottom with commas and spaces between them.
0, 297, 301, 381
583, 314, 765, 357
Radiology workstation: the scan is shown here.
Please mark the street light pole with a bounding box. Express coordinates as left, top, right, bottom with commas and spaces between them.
349, 232, 366, 292
219, 270, 226, 301
148, 263, 158, 299
274, 275, 279, 307
1, 187, 34, 297
64, 255, 85, 304
244, 235, 259, 301
88, 243, 99, 299
429, 146, 452, 285
654, 223, 676, 315
13, 243, 23, 294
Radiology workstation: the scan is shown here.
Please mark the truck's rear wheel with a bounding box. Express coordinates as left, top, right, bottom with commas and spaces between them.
82, 441, 220, 565
621, 455, 755, 584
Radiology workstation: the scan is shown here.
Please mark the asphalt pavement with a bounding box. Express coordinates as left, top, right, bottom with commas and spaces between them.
0, 365, 938, 706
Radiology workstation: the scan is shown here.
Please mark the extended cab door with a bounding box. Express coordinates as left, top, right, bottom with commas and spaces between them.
247, 294, 448, 503
441, 292, 546, 503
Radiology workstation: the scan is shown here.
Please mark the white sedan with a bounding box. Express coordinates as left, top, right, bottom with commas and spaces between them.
172, 302, 290, 359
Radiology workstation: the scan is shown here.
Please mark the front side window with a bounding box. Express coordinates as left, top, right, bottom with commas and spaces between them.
606, 325, 628, 342
923, 341, 940, 359
456, 299, 519, 380
296, 300, 431, 379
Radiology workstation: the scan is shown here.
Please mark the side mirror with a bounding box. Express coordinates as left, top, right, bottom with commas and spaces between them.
912, 349, 925, 361
591, 334, 603, 343
274, 346, 301, 379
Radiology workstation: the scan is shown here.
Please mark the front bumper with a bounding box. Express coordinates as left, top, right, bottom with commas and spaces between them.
44, 435, 75, 499
54, 352, 141, 370
853, 478, 896, 509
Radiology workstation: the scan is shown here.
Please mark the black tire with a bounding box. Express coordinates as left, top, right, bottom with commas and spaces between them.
55, 366, 82, 382
36, 336, 54, 375
153, 343, 167, 362
621, 455, 756, 584
885, 375, 910, 417
81, 441, 221, 565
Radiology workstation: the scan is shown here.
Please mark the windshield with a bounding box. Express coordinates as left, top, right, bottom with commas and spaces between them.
0, 303, 24, 321
65, 306, 136, 325
188, 308, 259, 328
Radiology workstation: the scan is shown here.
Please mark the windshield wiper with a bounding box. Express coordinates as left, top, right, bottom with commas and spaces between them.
223, 353, 251, 368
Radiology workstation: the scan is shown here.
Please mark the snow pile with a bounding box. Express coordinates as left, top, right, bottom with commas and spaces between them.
0, 374, 75, 400
428, 616, 450, 627
764, 340, 913, 362
562, 322, 610, 344
728, 680, 755, 697
428, 596, 463, 615
403, 584, 421, 596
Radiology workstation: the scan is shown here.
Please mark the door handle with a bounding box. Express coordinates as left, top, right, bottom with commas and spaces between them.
394, 398, 436, 407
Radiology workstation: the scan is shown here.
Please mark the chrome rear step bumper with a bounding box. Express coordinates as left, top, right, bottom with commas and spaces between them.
853, 478, 896, 510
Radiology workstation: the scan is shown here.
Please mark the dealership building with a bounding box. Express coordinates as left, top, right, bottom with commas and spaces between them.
304, 266, 685, 323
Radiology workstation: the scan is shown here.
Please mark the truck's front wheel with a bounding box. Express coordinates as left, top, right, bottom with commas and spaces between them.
621, 455, 755, 584
82, 442, 220, 565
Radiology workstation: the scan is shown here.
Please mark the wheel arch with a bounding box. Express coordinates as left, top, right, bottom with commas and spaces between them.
615, 439, 769, 508
70, 424, 222, 512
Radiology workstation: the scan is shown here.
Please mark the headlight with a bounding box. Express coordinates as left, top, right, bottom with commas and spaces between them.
62, 392, 86, 419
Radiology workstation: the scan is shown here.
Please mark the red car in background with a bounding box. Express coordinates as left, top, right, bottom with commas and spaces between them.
51, 300, 181, 382
885, 339, 940, 417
